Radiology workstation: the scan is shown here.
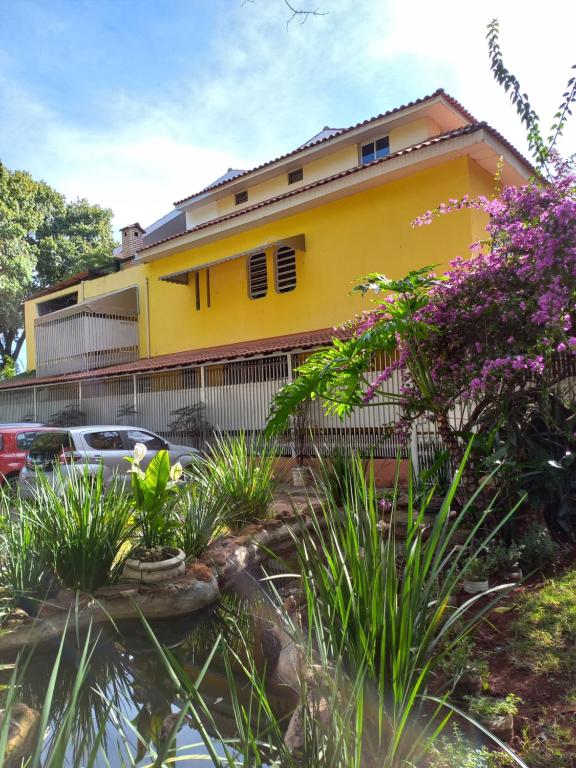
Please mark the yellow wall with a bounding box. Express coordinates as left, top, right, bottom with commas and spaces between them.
148, 156, 477, 357
468, 159, 500, 244
25, 155, 491, 371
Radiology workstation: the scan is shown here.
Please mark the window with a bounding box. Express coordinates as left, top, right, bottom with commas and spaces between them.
125, 430, 166, 451
16, 432, 41, 451
27, 432, 74, 464
235, 190, 248, 205
288, 167, 303, 185
275, 246, 297, 293
360, 136, 390, 164
84, 431, 124, 450
248, 252, 268, 299
37, 292, 79, 317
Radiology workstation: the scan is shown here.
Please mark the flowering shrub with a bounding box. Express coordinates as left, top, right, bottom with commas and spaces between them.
408, 167, 576, 409
267, 165, 576, 499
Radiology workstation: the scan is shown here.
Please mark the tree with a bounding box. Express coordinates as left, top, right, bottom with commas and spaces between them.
0, 160, 116, 366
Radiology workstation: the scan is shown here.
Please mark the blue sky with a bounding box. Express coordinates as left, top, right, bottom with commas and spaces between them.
1, 0, 574, 234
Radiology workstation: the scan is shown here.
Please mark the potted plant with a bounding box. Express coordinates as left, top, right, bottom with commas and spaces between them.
493, 541, 524, 582
462, 551, 494, 594
121, 444, 186, 584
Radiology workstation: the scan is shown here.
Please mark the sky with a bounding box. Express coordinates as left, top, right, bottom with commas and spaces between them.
0, 0, 575, 237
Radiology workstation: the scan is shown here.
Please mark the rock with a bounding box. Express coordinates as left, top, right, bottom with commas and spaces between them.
0, 573, 219, 654
0, 703, 40, 762
284, 691, 330, 754
488, 712, 514, 742
455, 672, 484, 696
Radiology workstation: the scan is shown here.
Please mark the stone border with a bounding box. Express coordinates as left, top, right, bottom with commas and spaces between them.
0, 507, 321, 654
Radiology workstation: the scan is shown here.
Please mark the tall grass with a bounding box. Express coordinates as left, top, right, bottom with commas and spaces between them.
197, 433, 276, 529
28, 463, 135, 592
132, 450, 526, 768
0, 490, 50, 609
173, 480, 228, 559
287, 451, 524, 767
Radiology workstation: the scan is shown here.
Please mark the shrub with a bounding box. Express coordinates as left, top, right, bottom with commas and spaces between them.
443, 635, 489, 686
466, 693, 521, 722
518, 524, 559, 573
314, 448, 355, 507
29, 463, 134, 592
199, 433, 275, 529
429, 725, 492, 768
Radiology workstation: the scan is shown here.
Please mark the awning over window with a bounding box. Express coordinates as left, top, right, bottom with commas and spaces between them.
159, 234, 305, 285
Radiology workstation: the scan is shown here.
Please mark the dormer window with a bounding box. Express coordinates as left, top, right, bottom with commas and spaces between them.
360, 136, 390, 164
288, 168, 304, 185
235, 190, 248, 205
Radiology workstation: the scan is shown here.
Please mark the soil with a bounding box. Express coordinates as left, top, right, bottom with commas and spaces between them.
468, 558, 576, 767
130, 546, 176, 562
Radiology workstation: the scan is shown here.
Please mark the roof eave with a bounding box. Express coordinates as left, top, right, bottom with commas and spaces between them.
173, 89, 473, 208
140, 123, 533, 263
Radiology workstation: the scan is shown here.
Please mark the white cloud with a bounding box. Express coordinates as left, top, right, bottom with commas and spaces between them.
0, 0, 574, 238
365, 0, 576, 155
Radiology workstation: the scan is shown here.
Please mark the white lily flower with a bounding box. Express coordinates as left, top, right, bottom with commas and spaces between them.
133, 442, 147, 463
170, 461, 183, 482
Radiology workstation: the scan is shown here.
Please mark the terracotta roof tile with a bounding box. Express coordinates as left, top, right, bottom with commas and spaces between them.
0, 327, 348, 390
174, 88, 475, 205
142, 121, 534, 254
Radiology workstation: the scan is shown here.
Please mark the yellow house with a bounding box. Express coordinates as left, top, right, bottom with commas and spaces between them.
0, 89, 532, 463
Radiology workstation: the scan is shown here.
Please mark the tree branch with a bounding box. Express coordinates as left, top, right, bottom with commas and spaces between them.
243, 0, 326, 24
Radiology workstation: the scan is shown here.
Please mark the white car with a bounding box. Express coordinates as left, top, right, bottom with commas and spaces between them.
18, 425, 200, 498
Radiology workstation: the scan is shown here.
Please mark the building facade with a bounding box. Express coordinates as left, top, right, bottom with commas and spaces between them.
0, 89, 533, 469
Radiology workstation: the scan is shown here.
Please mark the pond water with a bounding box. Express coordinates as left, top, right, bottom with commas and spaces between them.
1, 590, 292, 766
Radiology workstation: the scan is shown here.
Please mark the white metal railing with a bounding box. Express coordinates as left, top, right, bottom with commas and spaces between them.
2, 351, 575, 466
35, 311, 139, 377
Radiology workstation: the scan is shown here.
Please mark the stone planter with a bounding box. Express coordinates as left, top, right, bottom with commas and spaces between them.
463, 578, 489, 595
292, 466, 311, 488
503, 568, 523, 583
121, 547, 186, 584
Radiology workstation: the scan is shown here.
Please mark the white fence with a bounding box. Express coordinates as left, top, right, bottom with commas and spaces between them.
0, 353, 430, 459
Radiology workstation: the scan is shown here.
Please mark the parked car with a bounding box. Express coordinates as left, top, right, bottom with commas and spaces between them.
18, 425, 200, 498
0, 423, 51, 488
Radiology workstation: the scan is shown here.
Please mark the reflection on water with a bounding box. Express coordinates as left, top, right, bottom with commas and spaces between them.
0, 585, 295, 767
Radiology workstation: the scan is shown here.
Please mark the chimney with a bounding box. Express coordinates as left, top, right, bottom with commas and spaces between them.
119, 223, 146, 260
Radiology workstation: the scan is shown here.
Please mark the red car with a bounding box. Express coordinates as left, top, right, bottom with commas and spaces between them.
0, 423, 51, 488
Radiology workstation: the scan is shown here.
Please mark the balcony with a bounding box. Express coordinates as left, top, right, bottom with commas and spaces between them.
35, 287, 139, 377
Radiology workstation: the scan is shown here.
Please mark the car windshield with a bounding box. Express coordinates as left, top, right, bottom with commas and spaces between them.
28, 432, 74, 464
